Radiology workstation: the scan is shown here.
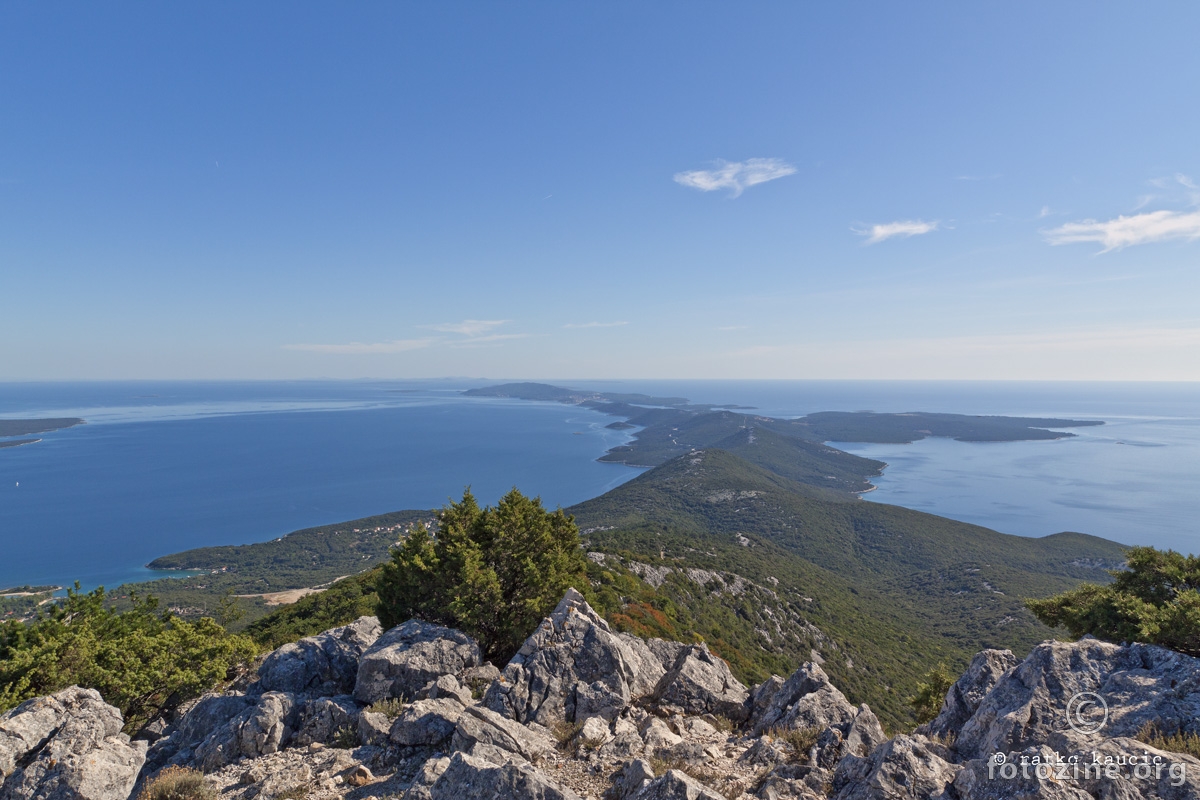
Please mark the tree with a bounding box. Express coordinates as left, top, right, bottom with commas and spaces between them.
0, 586, 258, 731
375, 488, 588, 662
908, 662, 955, 725
1026, 546, 1200, 657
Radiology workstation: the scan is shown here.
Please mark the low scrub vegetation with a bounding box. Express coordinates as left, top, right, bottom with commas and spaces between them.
137, 767, 214, 800
0, 587, 257, 732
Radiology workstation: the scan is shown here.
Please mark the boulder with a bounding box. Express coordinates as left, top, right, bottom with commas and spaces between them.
356, 710, 391, 747
650, 644, 749, 721
403, 756, 450, 800
257, 616, 382, 697
611, 758, 654, 800
355, 620, 482, 704
922, 648, 1018, 741
0, 687, 146, 800
830, 734, 960, 800
450, 705, 556, 764
632, 769, 726, 799
293, 695, 359, 747
410, 751, 580, 800
389, 698, 466, 747
751, 662, 856, 735
185, 692, 300, 772
142, 693, 256, 773
484, 589, 667, 725
420, 675, 473, 706
954, 639, 1200, 760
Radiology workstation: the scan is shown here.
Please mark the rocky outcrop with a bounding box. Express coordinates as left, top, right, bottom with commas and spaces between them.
354, 620, 482, 704
830, 734, 959, 799
22, 592, 1200, 800
484, 589, 668, 725
407, 751, 579, 799
0, 687, 146, 800
257, 617, 382, 697
650, 644, 749, 721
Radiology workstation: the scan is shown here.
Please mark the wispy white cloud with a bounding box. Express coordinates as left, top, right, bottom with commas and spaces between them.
673, 158, 795, 197
422, 319, 509, 336
855, 219, 939, 245
563, 321, 628, 329
1044, 209, 1200, 252
1038, 205, 1052, 218
716, 325, 748, 331
283, 339, 434, 354
449, 333, 531, 349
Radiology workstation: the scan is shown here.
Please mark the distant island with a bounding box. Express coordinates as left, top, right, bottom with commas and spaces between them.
464, 382, 1105, 471
0, 417, 85, 449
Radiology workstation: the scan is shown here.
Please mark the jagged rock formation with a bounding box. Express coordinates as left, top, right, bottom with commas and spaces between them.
18, 591, 1200, 800
0, 687, 146, 800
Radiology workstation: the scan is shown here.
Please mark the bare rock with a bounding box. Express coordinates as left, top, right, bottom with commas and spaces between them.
0, 687, 147, 800
142, 693, 256, 773
650, 644, 749, 721
410, 751, 580, 799
356, 710, 391, 747
922, 648, 1018, 741
389, 698, 466, 747
639, 717, 682, 752
354, 620, 482, 705
830, 734, 960, 800
420, 675, 473, 706
752, 662, 855, 735
403, 756, 450, 800
484, 589, 667, 725
612, 758, 654, 799
451, 705, 556, 763
344, 764, 374, 787
257, 616, 382, 697
954, 639, 1200, 760
632, 769, 726, 799
293, 695, 359, 747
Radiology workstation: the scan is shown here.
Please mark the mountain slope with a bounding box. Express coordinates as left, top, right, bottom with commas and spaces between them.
570, 447, 1126, 726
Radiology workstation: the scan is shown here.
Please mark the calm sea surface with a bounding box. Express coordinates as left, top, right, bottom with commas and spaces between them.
1, 380, 1197, 590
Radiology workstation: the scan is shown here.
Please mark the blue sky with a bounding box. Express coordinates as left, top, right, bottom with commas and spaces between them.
3, 3, 1198, 381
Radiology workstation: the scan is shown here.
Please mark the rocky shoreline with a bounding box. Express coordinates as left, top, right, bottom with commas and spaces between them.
3, 588, 1199, 800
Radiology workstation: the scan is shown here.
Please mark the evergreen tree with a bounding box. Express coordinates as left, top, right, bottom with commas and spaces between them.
1027, 546, 1200, 656
375, 488, 588, 661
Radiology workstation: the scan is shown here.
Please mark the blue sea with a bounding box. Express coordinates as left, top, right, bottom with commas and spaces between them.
1, 380, 1197, 591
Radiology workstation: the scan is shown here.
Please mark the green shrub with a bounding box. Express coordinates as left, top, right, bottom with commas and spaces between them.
375, 489, 588, 662
908, 662, 955, 725
333, 725, 359, 749
137, 767, 214, 800
1027, 546, 1200, 656
0, 586, 258, 732
1136, 722, 1200, 759
767, 726, 821, 762
367, 697, 406, 720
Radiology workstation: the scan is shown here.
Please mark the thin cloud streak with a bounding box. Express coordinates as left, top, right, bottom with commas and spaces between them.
422, 319, 509, 336
1044, 210, 1200, 252
856, 219, 939, 244
563, 321, 628, 329
283, 338, 434, 354
673, 158, 795, 197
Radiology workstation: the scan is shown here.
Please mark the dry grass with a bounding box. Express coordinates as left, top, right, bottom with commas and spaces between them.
1137, 722, 1200, 759
766, 725, 821, 763
366, 697, 406, 720
138, 767, 215, 800
272, 786, 309, 800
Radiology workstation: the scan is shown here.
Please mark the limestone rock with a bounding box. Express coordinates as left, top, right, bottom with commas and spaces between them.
954, 639, 1200, 760
420, 675, 473, 706
651, 644, 749, 722
752, 663, 856, 735
483, 589, 667, 725
410, 751, 580, 800
293, 695, 359, 747
0, 687, 146, 800
354, 620, 482, 705
257, 616, 382, 697
923, 648, 1018, 741
450, 705, 555, 763
632, 769, 726, 799
388, 698, 466, 747
830, 734, 960, 800
611, 758, 654, 799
